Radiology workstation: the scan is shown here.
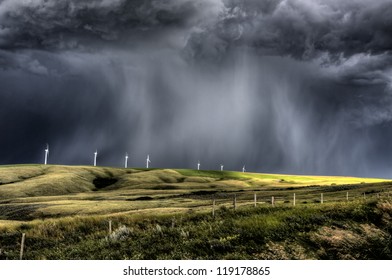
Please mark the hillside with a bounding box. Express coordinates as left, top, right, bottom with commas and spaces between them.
0, 164, 388, 221
0, 164, 392, 259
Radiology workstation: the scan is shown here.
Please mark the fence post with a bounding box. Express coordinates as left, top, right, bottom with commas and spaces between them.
346, 192, 349, 201
20, 233, 25, 260
293, 193, 296, 206
271, 196, 275, 206
212, 199, 216, 217
108, 220, 112, 235
254, 193, 257, 207
233, 194, 237, 210
321, 193, 324, 204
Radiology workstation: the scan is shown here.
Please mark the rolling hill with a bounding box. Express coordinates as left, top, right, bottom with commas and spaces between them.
0, 164, 389, 221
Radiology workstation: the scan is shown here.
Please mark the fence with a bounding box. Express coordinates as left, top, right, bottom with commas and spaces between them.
196, 188, 392, 215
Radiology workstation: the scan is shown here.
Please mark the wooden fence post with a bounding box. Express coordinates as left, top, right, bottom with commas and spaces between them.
233, 194, 237, 210
321, 193, 324, 204
293, 193, 296, 206
108, 220, 112, 235
346, 192, 349, 201
254, 193, 257, 207
171, 218, 175, 228
212, 199, 216, 217
271, 196, 275, 206
20, 233, 25, 260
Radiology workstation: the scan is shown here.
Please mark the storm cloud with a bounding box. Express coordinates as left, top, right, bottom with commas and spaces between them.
1, 0, 392, 177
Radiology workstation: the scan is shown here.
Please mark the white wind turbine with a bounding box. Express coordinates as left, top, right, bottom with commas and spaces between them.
220, 164, 224, 171
146, 154, 151, 168
44, 144, 49, 165
94, 150, 98, 167
125, 153, 129, 168
242, 165, 246, 173
197, 160, 200, 171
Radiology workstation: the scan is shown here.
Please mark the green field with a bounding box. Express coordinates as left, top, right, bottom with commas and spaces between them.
0, 164, 392, 259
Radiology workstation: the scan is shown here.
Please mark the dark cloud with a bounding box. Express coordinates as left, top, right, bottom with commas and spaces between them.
1, 0, 392, 178
0, 0, 216, 50
186, 0, 392, 58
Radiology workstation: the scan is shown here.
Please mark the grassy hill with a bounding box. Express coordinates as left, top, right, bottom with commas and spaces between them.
0, 164, 392, 259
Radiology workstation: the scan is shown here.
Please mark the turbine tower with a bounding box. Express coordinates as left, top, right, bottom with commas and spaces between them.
146, 154, 151, 168
94, 150, 98, 167
125, 153, 129, 168
242, 165, 246, 173
220, 164, 224, 171
44, 144, 49, 165
197, 160, 200, 171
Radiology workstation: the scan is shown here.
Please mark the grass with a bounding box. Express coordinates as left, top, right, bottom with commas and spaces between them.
1, 200, 392, 259
0, 164, 392, 259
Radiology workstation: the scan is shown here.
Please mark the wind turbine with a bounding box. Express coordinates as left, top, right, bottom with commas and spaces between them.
94, 150, 98, 167
44, 144, 49, 165
125, 153, 129, 168
197, 160, 200, 171
242, 165, 246, 173
146, 154, 151, 168
220, 164, 224, 171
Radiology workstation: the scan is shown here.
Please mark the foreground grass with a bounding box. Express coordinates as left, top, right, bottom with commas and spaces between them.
1, 199, 392, 260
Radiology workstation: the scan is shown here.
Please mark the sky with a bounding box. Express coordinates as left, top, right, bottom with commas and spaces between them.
1, 0, 392, 178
